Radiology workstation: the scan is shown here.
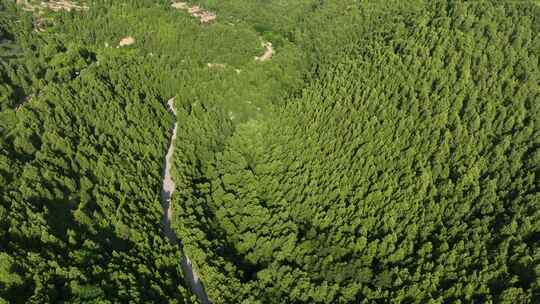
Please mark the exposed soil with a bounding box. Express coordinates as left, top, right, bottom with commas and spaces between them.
173, 2, 276, 63
17, 0, 88, 32
171, 1, 216, 24
17, 0, 89, 13
46, 0, 88, 12
255, 41, 274, 62
118, 36, 136, 47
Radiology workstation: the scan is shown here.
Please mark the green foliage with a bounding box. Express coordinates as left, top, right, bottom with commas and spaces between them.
2, 0, 540, 303
172, 0, 540, 302
0, 253, 22, 287
1, 0, 306, 302
0, 3, 197, 302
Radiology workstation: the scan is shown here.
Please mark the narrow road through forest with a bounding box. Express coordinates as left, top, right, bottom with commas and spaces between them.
160, 7, 275, 303
161, 98, 211, 304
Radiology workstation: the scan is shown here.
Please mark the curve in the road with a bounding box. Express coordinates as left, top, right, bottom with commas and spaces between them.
255, 41, 274, 62
161, 8, 274, 303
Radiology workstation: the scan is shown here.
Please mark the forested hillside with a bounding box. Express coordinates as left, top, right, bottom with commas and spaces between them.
170, 0, 540, 303
0, 4, 196, 302
1, 0, 539, 303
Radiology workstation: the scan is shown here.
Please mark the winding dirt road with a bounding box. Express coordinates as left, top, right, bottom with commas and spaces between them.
255, 41, 274, 62
171, 1, 274, 62
161, 98, 211, 304
160, 7, 274, 303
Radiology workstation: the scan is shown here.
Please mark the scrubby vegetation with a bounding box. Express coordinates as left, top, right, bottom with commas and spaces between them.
1, 0, 539, 303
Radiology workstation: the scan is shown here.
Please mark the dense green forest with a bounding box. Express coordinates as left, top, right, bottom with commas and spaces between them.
1, 0, 539, 303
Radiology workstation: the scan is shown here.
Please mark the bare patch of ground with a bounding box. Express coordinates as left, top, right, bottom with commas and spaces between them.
118, 36, 136, 47
46, 0, 88, 11
170, 1, 274, 63
255, 41, 274, 62
17, 0, 89, 13
171, 1, 216, 24
17, 0, 88, 32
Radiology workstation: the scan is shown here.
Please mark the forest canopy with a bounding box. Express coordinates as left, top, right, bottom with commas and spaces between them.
1, 0, 539, 303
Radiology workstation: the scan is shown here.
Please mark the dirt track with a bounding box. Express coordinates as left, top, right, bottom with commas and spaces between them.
255, 41, 274, 61
171, 1, 216, 23
17, 0, 89, 12
160, 8, 275, 302
171, 1, 275, 62
161, 98, 211, 304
